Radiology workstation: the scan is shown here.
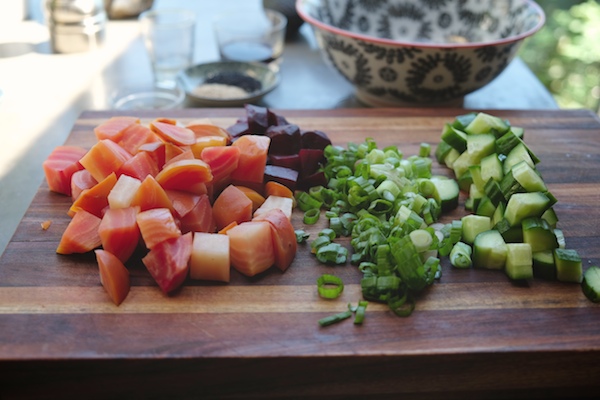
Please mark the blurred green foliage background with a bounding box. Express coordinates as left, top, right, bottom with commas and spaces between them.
519, 0, 600, 113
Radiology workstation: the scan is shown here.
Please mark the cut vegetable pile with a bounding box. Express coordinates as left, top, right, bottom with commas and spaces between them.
42, 108, 599, 314
43, 105, 330, 305
297, 111, 598, 320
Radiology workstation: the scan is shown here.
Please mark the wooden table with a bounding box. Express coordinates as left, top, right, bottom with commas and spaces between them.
1, 108, 599, 399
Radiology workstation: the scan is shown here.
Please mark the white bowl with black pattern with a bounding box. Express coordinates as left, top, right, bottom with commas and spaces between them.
296, 0, 545, 106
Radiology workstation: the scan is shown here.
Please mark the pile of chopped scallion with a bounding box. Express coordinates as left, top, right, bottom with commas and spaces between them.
297, 138, 461, 319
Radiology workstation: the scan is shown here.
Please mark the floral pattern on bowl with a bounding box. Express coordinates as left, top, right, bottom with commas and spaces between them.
297, 0, 545, 106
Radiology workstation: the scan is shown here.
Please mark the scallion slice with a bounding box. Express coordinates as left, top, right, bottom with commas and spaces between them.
303, 208, 320, 225
317, 274, 344, 299
318, 310, 352, 327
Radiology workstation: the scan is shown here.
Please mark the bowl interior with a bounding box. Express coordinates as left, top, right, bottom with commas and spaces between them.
301, 0, 544, 45
178, 61, 280, 107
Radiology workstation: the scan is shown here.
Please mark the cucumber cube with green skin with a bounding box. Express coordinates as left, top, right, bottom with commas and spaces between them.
475, 196, 496, 218
492, 201, 506, 227
452, 112, 478, 130
466, 133, 496, 161
510, 160, 547, 192
431, 178, 459, 212
522, 217, 559, 253
504, 192, 552, 227
541, 207, 559, 229
457, 169, 473, 192
505, 243, 533, 280
435, 140, 454, 164
461, 215, 491, 245
510, 126, 525, 139
441, 124, 468, 152
503, 143, 536, 174
582, 266, 600, 303
480, 153, 503, 183
465, 112, 510, 136
533, 250, 556, 280
452, 150, 476, 179
468, 183, 484, 212
554, 248, 583, 283
472, 230, 507, 270
443, 148, 461, 169
469, 164, 485, 192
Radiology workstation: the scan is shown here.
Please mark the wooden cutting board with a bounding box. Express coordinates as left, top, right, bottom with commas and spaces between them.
1, 108, 599, 399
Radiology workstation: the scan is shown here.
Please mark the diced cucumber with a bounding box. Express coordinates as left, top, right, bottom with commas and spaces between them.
452, 150, 475, 178
510, 126, 525, 139
475, 196, 496, 218
532, 250, 556, 280
500, 170, 526, 199
465, 112, 510, 136
441, 124, 468, 152
461, 214, 491, 245
554, 248, 583, 283
505, 243, 533, 280
483, 178, 506, 206
492, 201, 506, 227
495, 131, 520, 156
480, 153, 503, 183
457, 170, 473, 192
452, 112, 478, 130
465, 196, 474, 211
504, 192, 552, 227
469, 165, 485, 192
554, 228, 566, 249
472, 230, 507, 270
522, 217, 558, 253
503, 143, 536, 175
466, 133, 496, 162
511, 161, 547, 192
582, 266, 600, 303
468, 183, 484, 212
443, 148, 461, 169
494, 218, 523, 243
435, 140, 454, 164
431, 177, 460, 211
541, 207, 559, 229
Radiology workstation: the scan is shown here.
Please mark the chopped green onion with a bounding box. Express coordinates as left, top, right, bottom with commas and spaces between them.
296, 191, 322, 212
353, 300, 369, 324
318, 310, 352, 327
303, 208, 320, 224
419, 143, 431, 157
319, 228, 336, 240
310, 235, 331, 253
316, 274, 344, 299
449, 241, 472, 268
316, 243, 348, 264
388, 294, 416, 317
295, 229, 310, 243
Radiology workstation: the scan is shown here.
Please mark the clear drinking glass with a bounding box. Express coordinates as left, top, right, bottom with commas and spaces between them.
139, 9, 196, 89
213, 8, 287, 64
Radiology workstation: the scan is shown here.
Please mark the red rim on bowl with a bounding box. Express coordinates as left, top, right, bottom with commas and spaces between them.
295, 0, 546, 49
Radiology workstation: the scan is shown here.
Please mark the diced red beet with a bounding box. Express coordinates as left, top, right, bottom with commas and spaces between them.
299, 171, 327, 191
268, 154, 301, 171
263, 165, 299, 191
267, 109, 289, 126
301, 129, 332, 150
245, 104, 270, 134
266, 124, 302, 155
299, 148, 325, 179
227, 120, 250, 138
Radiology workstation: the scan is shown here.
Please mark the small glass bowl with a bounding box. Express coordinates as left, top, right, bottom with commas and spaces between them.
112, 85, 185, 110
